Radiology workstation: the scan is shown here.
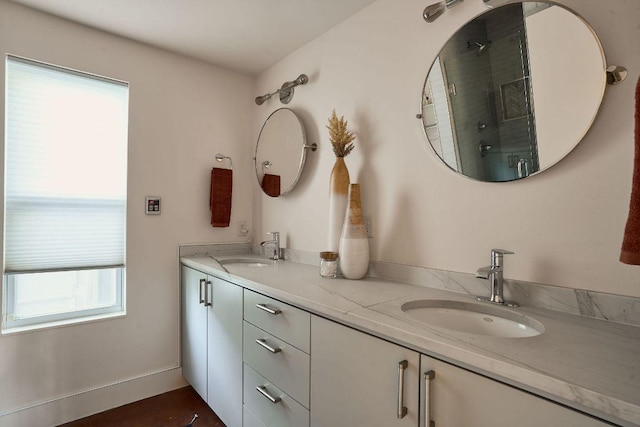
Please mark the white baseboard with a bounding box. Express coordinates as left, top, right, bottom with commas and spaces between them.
0, 366, 187, 427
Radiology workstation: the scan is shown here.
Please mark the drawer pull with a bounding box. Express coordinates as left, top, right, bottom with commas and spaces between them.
397, 360, 408, 419
204, 280, 212, 307
198, 279, 205, 304
256, 338, 281, 354
256, 385, 281, 404
256, 303, 281, 315
424, 370, 435, 427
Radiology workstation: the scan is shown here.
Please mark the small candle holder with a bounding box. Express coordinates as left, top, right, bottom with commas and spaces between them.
319, 251, 339, 278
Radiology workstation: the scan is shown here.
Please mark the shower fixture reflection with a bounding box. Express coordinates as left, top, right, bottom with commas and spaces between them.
467, 40, 493, 56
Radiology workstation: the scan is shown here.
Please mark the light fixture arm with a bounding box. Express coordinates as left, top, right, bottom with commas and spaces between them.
423, 0, 463, 23
255, 74, 309, 105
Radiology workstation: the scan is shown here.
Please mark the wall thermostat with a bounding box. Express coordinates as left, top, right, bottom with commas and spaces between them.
145, 196, 161, 215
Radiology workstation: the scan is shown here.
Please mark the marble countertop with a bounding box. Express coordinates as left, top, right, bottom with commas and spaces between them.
181, 255, 640, 426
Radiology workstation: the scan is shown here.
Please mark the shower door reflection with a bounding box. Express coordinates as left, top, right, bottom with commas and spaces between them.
426, 3, 539, 181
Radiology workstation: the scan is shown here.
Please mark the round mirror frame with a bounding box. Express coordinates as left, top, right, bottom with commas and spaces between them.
254, 108, 316, 197
419, 1, 607, 183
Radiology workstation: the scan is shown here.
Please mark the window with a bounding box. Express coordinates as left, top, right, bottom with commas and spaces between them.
2, 56, 128, 331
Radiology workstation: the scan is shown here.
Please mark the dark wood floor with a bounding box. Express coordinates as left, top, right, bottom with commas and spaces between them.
58, 386, 225, 427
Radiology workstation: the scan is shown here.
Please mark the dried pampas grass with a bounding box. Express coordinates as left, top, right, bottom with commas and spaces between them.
327, 109, 356, 157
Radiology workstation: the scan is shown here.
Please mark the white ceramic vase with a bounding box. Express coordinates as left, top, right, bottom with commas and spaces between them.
338, 183, 369, 279
328, 157, 350, 252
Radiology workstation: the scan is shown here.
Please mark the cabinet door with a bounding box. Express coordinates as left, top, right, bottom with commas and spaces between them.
420, 355, 610, 427
311, 315, 419, 427
207, 277, 243, 427
180, 265, 208, 400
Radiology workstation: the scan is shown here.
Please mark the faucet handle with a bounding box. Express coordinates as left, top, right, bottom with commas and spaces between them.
491, 249, 513, 266
491, 249, 514, 256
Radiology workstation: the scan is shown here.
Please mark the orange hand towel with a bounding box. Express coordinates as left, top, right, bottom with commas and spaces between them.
261, 174, 281, 198
210, 167, 232, 227
621, 76, 640, 264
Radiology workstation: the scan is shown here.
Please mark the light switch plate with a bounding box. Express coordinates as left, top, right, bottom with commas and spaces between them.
237, 220, 248, 237
145, 196, 161, 215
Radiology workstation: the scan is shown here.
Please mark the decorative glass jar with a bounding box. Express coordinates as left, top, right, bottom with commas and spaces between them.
319, 251, 339, 278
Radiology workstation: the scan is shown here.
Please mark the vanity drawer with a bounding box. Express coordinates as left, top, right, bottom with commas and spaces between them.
243, 321, 310, 407
244, 289, 310, 353
243, 405, 268, 427
243, 364, 309, 427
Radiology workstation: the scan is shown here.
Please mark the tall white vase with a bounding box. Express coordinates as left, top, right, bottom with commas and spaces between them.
328, 157, 350, 252
339, 184, 369, 279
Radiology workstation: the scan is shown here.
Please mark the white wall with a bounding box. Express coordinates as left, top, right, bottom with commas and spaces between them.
253, 0, 640, 298
0, 1, 253, 424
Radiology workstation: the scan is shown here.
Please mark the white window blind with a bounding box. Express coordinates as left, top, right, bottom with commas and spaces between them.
4, 56, 128, 274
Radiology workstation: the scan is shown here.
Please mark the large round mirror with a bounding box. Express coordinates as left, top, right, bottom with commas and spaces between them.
255, 108, 315, 197
420, 1, 606, 182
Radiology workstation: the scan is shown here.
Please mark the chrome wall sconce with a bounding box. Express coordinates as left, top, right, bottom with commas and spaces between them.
255, 74, 309, 105
423, 0, 464, 23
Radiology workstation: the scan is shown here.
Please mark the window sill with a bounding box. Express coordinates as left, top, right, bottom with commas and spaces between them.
1, 310, 126, 336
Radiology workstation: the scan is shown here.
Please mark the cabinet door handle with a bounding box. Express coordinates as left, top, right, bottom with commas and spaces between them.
397, 360, 408, 419
198, 279, 205, 304
204, 280, 212, 307
424, 370, 435, 427
255, 338, 281, 353
255, 303, 281, 315
256, 385, 281, 404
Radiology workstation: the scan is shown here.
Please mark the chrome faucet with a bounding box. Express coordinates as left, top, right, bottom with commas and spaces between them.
476, 249, 517, 307
260, 232, 283, 261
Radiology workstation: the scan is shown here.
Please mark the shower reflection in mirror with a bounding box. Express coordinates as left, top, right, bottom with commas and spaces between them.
425, 3, 538, 181
421, 1, 605, 182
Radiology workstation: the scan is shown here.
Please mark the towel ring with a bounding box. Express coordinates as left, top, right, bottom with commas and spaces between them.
215, 153, 233, 169
262, 160, 272, 175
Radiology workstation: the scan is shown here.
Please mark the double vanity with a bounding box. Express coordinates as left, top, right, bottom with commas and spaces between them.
180, 249, 640, 427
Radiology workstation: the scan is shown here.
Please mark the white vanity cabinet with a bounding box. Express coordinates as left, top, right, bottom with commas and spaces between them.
180, 258, 616, 427
310, 315, 420, 426
181, 265, 208, 399
419, 355, 610, 427
180, 265, 243, 427
311, 315, 610, 427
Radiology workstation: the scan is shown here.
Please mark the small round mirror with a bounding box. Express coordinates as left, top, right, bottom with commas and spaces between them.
255, 108, 313, 197
420, 1, 606, 182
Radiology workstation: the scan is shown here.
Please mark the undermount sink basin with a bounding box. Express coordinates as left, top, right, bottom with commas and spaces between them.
218, 257, 273, 268
401, 299, 544, 338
